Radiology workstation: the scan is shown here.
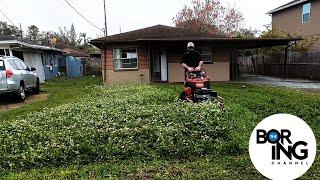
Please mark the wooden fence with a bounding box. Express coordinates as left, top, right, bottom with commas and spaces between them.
238, 51, 320, 80
82, 57, 102, 76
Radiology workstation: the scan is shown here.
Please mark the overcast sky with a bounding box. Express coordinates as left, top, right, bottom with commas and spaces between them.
0, 0, 290, 39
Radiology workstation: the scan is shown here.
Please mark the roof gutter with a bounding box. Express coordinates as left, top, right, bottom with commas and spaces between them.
267, 0, 309, 14
91, 37, 303, 44
0, 40, 62, 52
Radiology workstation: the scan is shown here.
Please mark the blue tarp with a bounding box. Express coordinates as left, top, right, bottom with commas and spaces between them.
66, 56, 83, 78
58, 56, 83, 78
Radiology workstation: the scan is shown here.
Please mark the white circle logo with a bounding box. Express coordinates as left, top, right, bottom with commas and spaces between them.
249, 114, 317, 180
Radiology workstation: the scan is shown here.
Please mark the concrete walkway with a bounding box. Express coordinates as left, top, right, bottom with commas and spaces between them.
236, 75, 320, 90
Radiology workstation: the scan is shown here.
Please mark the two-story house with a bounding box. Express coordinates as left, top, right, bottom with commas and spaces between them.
268, 0, 320, 50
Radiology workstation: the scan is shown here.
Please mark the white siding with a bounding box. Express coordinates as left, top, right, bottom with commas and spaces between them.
23, 52, 46, 83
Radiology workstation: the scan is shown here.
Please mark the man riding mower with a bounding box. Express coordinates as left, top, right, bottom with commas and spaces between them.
180, 42, 224, 108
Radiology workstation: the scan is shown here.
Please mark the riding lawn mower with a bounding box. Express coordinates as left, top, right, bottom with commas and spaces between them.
180, 71, 225, 110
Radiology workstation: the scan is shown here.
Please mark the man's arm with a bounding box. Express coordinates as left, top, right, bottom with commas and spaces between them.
195, 61, 203, 71
195, 52, 204, 71
181, 63, 188, 69
182, 63, 194, 72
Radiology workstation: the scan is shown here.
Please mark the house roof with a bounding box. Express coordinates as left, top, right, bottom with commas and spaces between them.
0, 35, 20, 41
54, 42, 89, 57
91, 25, 226, 44
90, 24, 302, 49
0, 36, 62, 52
62, 48, 89, 57
267, 0, 310, 14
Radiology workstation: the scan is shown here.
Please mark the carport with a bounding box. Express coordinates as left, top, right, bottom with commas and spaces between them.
0, 39, 62, 82
210, 38, 303, 80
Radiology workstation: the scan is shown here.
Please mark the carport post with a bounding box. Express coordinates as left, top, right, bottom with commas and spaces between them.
283, 44, 289, 80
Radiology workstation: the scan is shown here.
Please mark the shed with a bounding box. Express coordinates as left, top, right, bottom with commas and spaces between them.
0, 36, 63, 82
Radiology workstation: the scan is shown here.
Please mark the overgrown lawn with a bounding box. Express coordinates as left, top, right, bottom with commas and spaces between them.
0, 78, 319, 179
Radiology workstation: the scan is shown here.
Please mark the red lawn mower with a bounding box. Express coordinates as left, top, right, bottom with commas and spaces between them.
180, 71, 225, 109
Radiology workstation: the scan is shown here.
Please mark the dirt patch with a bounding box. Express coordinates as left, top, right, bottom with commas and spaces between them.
0, 93, 48, 112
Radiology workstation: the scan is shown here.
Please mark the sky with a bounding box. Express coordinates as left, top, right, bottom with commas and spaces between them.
0, 0, 291, 40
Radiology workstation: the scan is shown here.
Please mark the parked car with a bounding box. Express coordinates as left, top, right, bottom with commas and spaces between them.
0, 56, 40, 101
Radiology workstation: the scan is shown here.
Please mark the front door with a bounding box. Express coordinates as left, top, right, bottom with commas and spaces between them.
0, 60, 7, 90
160, 49, 168, 82
151, 49, 168, 82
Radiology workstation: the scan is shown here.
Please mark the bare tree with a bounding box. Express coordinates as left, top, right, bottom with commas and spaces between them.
173, 0, 244, 37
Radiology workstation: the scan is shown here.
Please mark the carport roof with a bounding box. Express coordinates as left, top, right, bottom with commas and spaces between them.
0, 39, 62, 52
90, 25, 302, 49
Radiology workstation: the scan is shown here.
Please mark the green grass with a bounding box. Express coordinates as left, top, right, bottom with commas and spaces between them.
0, 78, 319, 179
0, 77, 102, 122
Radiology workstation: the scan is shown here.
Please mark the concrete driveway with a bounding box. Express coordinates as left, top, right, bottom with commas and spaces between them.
236, 75, 320, 90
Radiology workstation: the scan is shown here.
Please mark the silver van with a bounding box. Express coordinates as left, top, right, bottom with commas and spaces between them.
0, 56, 40, 101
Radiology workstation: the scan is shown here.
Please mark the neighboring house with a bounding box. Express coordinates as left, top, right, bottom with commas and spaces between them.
0, 36, 62, 82
91, 25, 299, 84
268, 0, 320, 50
54, 42, 89, 59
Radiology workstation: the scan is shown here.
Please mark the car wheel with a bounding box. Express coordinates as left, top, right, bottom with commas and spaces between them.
17, 84, 26, 102
34, 79, 40, 94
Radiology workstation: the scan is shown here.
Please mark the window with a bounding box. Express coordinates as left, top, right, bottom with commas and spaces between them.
0, 49, 10, 56
200, 48, 213, 64
13, 59, 23, 70
17, 60, 29, 70
113, 48, 138, 70
12, 59, 29, 70
302, 3, 311, 23
8, 60, 18, 70
0, 61, 4, 70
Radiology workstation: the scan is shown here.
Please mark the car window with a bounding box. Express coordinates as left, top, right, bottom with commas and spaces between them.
13, 59, 24, 70
8, 60, 18, 70
17, 60, 29, 70
0, 60, 4, 70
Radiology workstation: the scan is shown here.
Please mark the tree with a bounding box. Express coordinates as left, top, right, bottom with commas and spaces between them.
70, 24, 77, 46
58, 26, 71, 45
78, 32, 88, 49
38, 31, 59, 46
258, 24, 319, 54
0, 21, 21, 37
27, 25, 40, 43
235, 28, 259, 38
173, 0, 244, 37
57, 24, 80, 47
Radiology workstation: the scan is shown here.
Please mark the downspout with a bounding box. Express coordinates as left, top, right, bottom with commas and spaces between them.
103, 43, 107, 84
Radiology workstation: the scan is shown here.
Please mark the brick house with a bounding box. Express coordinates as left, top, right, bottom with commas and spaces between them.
91, 25, 299, 84
268, 0, 320, 50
